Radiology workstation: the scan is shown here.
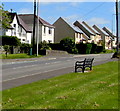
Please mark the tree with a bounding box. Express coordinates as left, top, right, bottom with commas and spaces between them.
0, 4, 11, 29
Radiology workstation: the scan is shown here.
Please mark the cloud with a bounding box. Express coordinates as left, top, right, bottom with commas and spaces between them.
86, 17, 110, 25
2, 0, 115, 2
18, 8, 33, 14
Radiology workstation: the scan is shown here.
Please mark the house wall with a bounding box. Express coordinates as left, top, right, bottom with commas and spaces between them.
93, 35, 102, 46
42, 26, 54, 43
53, 18, 75, 43
105, 35, 112, 49
28, 24, 54, 44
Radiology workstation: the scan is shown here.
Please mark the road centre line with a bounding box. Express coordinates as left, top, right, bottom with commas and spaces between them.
2, 66, 73, 82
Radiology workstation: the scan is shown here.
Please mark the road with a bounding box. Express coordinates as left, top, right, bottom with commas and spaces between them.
1, 53, 114, 90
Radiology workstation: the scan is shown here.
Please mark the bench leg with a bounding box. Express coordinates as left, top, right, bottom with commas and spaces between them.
90, 67, 92, 71
82, 67, 85, 73
75, 67, 77, 73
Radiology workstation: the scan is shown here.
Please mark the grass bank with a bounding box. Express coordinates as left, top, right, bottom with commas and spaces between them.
2, 61, 118, 109
0, 53, 42, 59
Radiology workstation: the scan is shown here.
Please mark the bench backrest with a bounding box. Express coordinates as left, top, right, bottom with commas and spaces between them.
84, 58, 94, 65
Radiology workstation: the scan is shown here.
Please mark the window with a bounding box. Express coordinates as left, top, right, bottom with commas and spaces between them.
22, 39, 25, 41
13, 24, 16, 28
44, 26, 46, 34
48, 28, 52, 34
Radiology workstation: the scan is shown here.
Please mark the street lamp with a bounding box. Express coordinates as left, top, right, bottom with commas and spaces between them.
32, 0, 36, 55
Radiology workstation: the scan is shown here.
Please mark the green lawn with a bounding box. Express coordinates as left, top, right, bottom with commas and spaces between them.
2, 61, 119, 109
0, 53, 42, 59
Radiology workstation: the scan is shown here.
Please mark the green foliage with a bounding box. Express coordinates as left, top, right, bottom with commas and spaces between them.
76, 43, 86, 54
1, 53, 42, 59
3, 45, 9, 51
1, 36, 20, 46
76, 43, 104, 54
3, 45, 10, 57
60, 37, 77, 54
0, 4, 11, 29
48, 43, 62, 50
2, 61, 118, 109
20, 43, 32, 54
39, 40, 51, 50
86, 43, 92, 54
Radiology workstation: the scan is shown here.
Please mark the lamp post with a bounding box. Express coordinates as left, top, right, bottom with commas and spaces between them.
32, 0, 36, 55
36, 0, 39, 56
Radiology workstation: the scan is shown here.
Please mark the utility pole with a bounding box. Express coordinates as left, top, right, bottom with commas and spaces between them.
32, 0, 36, 55
36, 0, 39, 56
116, 0, 119, 53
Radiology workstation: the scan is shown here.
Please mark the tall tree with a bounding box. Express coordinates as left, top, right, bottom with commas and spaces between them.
0, 4, 11, 29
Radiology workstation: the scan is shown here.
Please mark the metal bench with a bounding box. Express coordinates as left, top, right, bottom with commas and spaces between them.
75, 58, 94, 73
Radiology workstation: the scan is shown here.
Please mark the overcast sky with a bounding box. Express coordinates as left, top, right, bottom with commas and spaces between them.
2, 1, 119, 35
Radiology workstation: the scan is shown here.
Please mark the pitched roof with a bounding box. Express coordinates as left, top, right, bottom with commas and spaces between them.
8, 13, 17, 23
93, 25, 109, 36
58, 17, 83, 33
74, 21, 95, 38
17, 16, 32, 32
82, 21, 101, 35
8, 13, 32, 32
102, 27, 115, 39
18, 14, 55, 28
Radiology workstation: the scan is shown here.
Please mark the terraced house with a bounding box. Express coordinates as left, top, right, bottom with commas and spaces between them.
93, 25, 113, 49
53, 17, 90, 44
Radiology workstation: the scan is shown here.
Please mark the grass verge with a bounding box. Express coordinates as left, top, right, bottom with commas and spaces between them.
2, 61, 119, 109
0, 53, 42, 59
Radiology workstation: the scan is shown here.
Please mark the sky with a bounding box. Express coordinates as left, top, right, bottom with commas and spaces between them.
1, 1, 119, 35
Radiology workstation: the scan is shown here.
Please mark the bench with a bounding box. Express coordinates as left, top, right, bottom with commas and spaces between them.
75, 58, 94, 73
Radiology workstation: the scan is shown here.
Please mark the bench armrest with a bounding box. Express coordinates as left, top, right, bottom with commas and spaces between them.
75, 61, 84, 65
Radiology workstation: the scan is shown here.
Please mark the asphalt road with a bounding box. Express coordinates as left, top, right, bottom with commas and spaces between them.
1, 53, 115, 90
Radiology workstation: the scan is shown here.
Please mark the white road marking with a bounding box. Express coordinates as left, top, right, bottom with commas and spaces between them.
2, 66, 73, 82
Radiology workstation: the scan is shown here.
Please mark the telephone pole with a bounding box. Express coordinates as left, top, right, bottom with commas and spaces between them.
116, 0, 119, 53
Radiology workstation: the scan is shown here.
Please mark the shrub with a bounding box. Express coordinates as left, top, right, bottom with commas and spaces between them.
86, 43, 92, 54
20, 43, 32, 54
60, 37, 75, 53
39, 41, 51, 50
96, 46, 104, 53
76, 43, 86, 54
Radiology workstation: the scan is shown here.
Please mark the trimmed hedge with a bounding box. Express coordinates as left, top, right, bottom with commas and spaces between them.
76, 43, 103, 54
1, 35, 20, 46
48, 43, 62, 50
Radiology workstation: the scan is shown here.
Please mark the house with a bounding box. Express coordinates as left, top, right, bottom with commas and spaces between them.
2, 13, 32, 44
53, 17, 89, 44
93, 25, 112, 49
73, 21, 96, 43
102, 27, 117, 48
82, 21, 103, 46
18, 14, 55, 43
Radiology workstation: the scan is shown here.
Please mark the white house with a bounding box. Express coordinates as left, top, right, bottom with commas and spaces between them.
2, 13, 55, 44
18, 14, 55, 43
2, 13, 32, 44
